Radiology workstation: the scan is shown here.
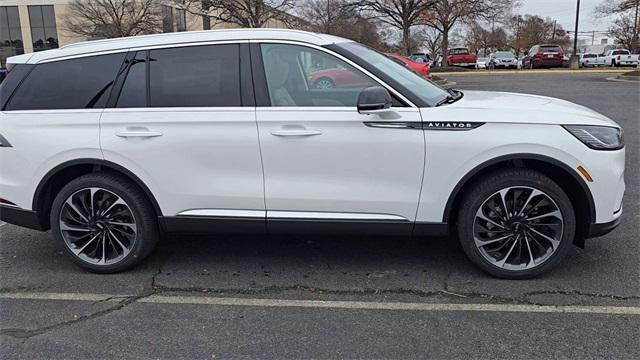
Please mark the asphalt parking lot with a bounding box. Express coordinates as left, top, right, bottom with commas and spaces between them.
1, 71, 639, 359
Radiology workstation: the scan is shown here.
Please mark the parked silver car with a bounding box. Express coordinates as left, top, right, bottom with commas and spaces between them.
488, 51, 518, 69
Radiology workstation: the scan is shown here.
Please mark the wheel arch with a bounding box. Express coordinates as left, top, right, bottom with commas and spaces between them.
443, 154, 595, 246
32, 158, 162, 230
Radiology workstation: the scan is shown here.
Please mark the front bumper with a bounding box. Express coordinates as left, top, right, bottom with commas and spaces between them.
587, 214, 622, 238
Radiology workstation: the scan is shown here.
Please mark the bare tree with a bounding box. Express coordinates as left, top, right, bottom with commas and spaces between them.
418, 26, 442, 57
300, 0, 354, 33
596, 0, 639, 52
421, 0, 515, 66
608, 12, 640, 51
507, 14, 570, 55
349, 0, 437, 55
299, 0, 390, 49
64, 0, 162, 39
171, 0, 298, 28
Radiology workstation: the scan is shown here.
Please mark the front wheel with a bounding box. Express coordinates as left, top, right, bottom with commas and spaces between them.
50, 172, 160, 273
457, 169, 576, 279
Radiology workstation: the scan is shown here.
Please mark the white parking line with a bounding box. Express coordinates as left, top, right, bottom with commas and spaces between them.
1, 292, 638, 315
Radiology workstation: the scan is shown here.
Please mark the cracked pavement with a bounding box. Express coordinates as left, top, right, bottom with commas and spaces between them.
1, 72, 639, 358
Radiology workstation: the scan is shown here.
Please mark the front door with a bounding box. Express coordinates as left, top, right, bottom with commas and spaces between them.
253, 42, 425, 235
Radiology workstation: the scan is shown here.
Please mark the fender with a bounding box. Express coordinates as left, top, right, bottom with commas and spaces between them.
32, 158, 163, 217
442, 153, 596, 224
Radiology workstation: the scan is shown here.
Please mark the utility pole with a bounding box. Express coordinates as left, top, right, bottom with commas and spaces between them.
570, 0, 581, 69
633, 0, 639, 52
592, 30, 595, 46
552, 20, 557, 40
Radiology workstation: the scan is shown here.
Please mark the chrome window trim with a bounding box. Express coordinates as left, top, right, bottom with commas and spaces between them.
250, 39, 417, 108
37, 49, 130, 63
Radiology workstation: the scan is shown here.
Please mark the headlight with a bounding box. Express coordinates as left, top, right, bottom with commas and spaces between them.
563, 125, 624, 150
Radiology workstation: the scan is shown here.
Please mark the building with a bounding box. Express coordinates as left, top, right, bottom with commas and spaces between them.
0, 0, 292, 66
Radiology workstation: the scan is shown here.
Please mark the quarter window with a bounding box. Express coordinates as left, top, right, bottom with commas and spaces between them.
260, 43, 376, 107
6, 53, 125, 110
148, 44, 241, 107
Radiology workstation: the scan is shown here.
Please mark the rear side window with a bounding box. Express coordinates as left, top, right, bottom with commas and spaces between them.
117, 51, 147, 108
6, 53, 125, 110
148, 44, 241, 107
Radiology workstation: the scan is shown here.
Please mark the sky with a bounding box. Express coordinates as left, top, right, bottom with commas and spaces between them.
518, 0, 613, 34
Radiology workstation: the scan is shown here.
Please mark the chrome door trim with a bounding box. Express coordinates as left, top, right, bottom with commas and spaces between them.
176, 209, 410, 222
176, 209, 266, 218
267, 211, 410, 222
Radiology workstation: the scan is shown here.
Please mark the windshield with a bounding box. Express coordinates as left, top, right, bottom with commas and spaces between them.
494, 52, 514, 58
335, 42, 449, 106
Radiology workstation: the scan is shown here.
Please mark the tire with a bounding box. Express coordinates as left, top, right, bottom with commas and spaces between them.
456, 168, 576, 279
50, 172, 160, 273
313, 77, 335, 89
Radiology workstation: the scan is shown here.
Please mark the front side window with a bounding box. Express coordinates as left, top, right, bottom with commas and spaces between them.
0, 6, 24, 67
28, 5, 58, 52
148, 44, 241, 107
261, 43, 376, 107
6, 53, 125, 110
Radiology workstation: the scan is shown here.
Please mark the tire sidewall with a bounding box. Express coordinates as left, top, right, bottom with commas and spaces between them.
50, 173, 157, 273
457, 170, 576, 279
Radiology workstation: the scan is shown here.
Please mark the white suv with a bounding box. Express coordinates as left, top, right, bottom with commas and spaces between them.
0, 30, 625, 278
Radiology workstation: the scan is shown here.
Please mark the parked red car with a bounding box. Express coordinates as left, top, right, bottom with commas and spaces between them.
307, 68, 372, 89
386, 53, 431, 78
522, 44, 565, 69
447, 48, 477, 68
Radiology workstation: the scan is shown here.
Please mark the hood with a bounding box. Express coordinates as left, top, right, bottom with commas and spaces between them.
427, 90, 619, 127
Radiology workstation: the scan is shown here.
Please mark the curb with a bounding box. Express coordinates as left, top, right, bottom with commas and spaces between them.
617, 75, 640, 81
434, 69, 629, 76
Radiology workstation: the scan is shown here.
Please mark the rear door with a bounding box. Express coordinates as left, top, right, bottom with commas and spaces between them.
252, 42, 425, 235
1, 54, 124, 210
100, 43, 265, 232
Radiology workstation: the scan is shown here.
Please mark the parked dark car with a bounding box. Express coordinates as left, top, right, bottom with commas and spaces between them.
0, 68, 7, 83
522, 44, 565, 69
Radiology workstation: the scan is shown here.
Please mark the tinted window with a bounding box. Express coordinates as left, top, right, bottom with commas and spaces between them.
149, 44, 241, 107
6, 53, 125, 110
117, 51, 147, 108
261, 43, 376, 107
0, 64, 33, 109
612, 50, 630, 55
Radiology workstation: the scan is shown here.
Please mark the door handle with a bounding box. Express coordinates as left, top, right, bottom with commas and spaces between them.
271, 128, 322, 137
116, 129, 163, 138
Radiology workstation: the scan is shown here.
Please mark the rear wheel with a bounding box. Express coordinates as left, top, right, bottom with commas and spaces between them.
50, 172, 159, 273
457, 169, 575, 279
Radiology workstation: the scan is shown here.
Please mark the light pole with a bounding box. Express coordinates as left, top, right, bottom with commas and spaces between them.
570, 0, 581, 69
